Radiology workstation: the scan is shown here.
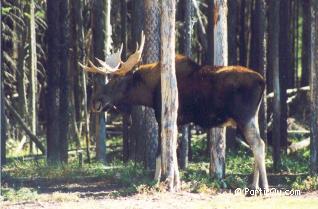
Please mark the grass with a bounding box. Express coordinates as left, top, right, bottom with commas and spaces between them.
1, 133, 316, 203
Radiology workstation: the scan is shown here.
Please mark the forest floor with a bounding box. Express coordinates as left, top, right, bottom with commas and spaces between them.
1, 176, 318, 209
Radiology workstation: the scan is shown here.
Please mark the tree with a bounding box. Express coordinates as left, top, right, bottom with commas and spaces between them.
161, 0, 180, 191
302, 0, 311, 87
92, 0, 112, 164
179, 0, 192, 169
121, 0, 130, 163
209, 0, 228, 179
28, 0, 37, 153
268, 0, 281, 170
1, 65, 6, 165
46, 0, 69, 163
144, 0, 160, 170
310, 0, 318, 174
279, 0, 291, 150
130, 0, 146, 163
253, 0, 267, 143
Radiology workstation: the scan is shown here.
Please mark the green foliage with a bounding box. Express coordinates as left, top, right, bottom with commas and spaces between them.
226, 150, 254, 174
266, 147, 310, 173
2, 187, 38, 202
181, 162, 248, 193
292, 176, 318, 191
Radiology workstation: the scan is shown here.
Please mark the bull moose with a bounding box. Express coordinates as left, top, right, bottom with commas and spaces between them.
79, 32, 269, 190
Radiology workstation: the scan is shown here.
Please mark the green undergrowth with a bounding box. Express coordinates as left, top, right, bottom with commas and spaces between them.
2, 135, 315, 202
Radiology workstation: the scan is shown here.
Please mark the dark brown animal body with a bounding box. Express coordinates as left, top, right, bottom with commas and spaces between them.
101, 55, 264, 129
93, 55, 268, 190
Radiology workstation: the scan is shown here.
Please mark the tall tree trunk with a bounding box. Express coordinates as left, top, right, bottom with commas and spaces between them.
47, 0, 62, 163
121, 0, 130, 163
131, 0, 146, 163
29, 0, 37, 153
92, 0, 111, 164
144, 0, 160, 170
1, 67, 6, 165
209, 0, 227, 180
279, 0, 291, 150
239, 0, 247, 66
268, 0, 281, 171
254, 0, 267, 143
179, 0, 192, 169
226, 0, 239, 150
310, 0, 318, 174
15, 1, 28, 140
58, 0, 69, 163
302, 0, 311, 87
161, 0, 180, 191
69, 0, 82, 149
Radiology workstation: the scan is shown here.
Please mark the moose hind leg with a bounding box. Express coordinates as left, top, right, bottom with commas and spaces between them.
242, 116, 269, 190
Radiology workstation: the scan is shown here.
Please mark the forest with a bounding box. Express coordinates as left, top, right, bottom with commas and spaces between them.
1, 0, 318, 208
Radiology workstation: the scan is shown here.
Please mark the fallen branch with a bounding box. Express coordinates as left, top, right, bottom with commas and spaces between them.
267, 86, 310, 99
4, 99, 46, 154
287, 138, 310, 154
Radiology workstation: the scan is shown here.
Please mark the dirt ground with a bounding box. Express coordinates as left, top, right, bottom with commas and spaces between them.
1, 187, 318, 209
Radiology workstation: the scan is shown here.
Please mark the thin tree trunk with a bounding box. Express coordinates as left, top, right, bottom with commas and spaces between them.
161, 0, 180, 191
5, 99, 45, 154
179, 0, 192, 170
310, 0, 318, 174
1, 68, 6, 165
209, 0, 227, 180
75, 0, 90, 163
29, 0, 37, 154
279, 0, 291, 150
302, 0, 311, 87
121, 0, 129, 163
15, 1, 28, 142
69, 0, 82, 149
144, 0, 160, 170
268, 0, 281, 171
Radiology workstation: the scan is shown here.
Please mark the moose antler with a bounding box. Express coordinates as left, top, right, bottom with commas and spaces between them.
79, 31, 145, 76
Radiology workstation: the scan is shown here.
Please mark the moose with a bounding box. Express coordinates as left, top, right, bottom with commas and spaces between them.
79, 32, 269, 190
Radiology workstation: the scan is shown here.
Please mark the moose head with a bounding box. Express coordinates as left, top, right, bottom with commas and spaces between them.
79, 32, 145, 113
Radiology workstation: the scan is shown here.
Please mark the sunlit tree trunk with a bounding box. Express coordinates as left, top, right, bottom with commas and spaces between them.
209, 0, 227, 179
29, 0, 37, 153
161, 0, 180, 191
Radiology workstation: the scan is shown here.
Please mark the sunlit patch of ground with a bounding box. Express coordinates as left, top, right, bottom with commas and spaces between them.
1, 190, 318, 209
